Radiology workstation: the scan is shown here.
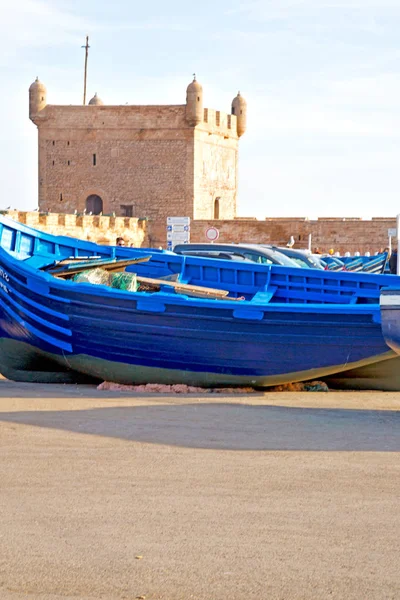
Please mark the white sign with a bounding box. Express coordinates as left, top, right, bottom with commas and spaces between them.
388, 228, 396, 237
205, 227, 219, 242
167, 232, 189, 241
166, 216, 190, 251
167, 217, 190, 225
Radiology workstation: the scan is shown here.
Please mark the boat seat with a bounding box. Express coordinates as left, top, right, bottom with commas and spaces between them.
23, 255, 55, 270
252, 287, 277, 304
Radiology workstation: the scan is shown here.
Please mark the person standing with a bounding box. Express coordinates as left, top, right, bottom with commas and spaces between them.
389, 248, 398, 274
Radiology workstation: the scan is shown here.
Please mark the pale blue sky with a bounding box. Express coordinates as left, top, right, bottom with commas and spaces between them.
1, 0, 400, 217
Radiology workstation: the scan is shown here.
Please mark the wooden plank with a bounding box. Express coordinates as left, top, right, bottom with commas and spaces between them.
51, 261, 232, 300
51, 256, 151, 278
136, 276, 229, 299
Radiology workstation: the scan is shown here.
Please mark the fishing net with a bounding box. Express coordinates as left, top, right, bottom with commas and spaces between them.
73, 268, 138, 292
110, 272, 138, 292
73, 268, 110, 286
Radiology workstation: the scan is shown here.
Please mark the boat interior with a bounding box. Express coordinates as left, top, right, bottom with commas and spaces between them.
0, 216, 395, 306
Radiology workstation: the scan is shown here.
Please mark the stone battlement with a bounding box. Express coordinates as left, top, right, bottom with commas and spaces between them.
2, 210, 148, 247
34, 104, 238, 138
202, 109, 238, 137
35, 104, 189, 131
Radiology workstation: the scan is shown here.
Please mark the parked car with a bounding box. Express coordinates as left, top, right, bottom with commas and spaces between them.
260, 246, 325, 269
173, 243, 300, 267
175, 250, 250, 262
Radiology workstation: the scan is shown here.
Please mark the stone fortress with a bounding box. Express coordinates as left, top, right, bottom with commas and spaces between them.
29, 76, 246, 222
15, 75, 395, 252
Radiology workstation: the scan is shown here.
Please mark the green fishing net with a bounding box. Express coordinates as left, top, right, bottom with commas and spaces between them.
110, 272, 138, 292
73, 268, 110, 285
73, 268, 138, 292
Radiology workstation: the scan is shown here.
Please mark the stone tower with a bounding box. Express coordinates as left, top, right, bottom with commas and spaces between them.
29, 76, 246, 221
29, 77, 47, 121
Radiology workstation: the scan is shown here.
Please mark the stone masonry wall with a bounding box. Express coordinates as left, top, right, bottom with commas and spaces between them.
36, 105, 195, 220
5, 211, 396, 254
148, 217, 397, 254
3, 211, 148, 247
34, 103, 240, 223
40, 136, 193, 219
193, 129, 238, 220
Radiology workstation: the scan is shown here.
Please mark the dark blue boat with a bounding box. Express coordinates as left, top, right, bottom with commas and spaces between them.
380, 288, 400, 355
324, 253, 388, 274
0, 215, 396, 387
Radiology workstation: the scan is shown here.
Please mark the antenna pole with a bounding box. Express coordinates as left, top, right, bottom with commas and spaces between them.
82, 35, 90, 105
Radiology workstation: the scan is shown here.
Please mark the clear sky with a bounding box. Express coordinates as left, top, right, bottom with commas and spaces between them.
1, 0, 400, 217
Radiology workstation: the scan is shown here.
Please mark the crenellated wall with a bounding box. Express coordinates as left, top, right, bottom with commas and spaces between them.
2, 210, 148, 247
201, 108, 237, 136
4, 210, 395, 254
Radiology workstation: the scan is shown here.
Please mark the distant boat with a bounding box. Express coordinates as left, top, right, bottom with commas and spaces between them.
0, 215, 396, 387
381, 288, 400, 359
323, 253, 388, 274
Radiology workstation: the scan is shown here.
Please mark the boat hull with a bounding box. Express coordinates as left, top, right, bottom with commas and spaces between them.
0, 214, 396, 388
322, 353, 400, 391
0, 336, 394, 388
0, 338, 99, 384
380, 288, 400, 358
0, 265, 391, 386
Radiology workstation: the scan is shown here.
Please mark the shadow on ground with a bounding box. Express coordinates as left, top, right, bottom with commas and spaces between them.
0, 403, 399, 451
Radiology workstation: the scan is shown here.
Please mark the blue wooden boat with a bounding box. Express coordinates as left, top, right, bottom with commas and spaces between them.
380, 288, 400, 356
0, 215, 396, 387
324, 253, 388, 274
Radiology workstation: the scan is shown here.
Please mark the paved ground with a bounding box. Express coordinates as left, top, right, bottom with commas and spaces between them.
0, 381, 400, 600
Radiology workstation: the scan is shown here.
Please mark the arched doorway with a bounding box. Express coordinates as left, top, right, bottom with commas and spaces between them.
213, 197, 220, 220
86, 194, 103, 215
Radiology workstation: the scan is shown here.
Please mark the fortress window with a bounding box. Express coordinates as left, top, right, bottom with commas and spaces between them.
232, 107, 235, 115
68, 160, 70, 166
93, 153, 97, 166
52, 160, 55, 166
60, 193, 63, 201
52, 141, 55, 146
121, 205, 133, 217
67, 141, 70, 146
214, 198, 220, 220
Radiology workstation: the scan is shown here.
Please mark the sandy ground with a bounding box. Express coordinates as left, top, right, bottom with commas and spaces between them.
0, 381, 400, 600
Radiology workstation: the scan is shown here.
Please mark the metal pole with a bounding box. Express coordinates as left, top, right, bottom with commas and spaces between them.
397, 214, 400, 275
308, 233, 312, 251
389, 235, 392, 256
82, 36, 90, 105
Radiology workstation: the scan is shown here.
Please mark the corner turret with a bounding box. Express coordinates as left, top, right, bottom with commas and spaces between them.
88, 93, 104, 106
231, 91, 247, 137
185, 75, 203, 126
29, 77, 47, 121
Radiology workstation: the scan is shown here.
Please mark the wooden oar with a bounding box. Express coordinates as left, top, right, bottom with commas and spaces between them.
50, 256, 151, 278
136, 276, 229, 299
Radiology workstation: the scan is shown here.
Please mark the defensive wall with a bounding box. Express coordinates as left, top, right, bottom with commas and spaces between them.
1, 210, 147, 247
149, 217, 398, 254
3, 211, 396, 254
